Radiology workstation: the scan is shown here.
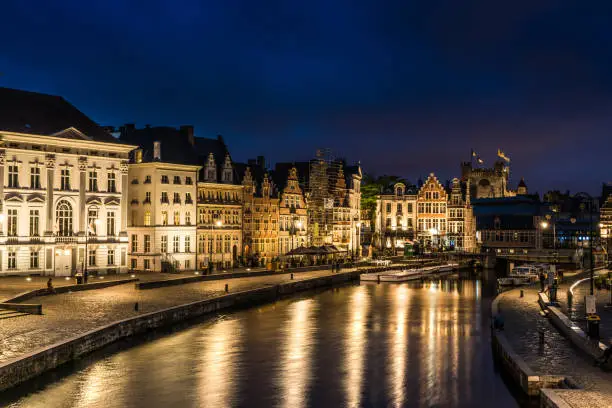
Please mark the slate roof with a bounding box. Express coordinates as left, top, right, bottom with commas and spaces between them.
119, 125, 200, 165
472, 196, 543, 230
0, 87, 117, 142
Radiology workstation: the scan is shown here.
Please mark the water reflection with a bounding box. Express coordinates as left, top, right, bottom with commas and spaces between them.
198, 318, 242, 408
2, 279, 521, 408
388, 284, 409, 407
344, 286, 369, 408
279, 299, 315, 408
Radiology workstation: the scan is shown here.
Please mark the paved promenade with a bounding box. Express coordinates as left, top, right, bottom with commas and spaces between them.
497, 271, 612, 407
562, 272, 612, 344
0, 268, 352, 365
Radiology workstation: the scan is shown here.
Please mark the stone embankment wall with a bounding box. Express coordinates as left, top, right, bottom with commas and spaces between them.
0, 268, 392, 392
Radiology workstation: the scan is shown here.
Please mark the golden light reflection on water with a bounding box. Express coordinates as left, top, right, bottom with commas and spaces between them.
344, 285, 369, 408
279, 299, 315, 408
388, 284, 410, 407
198, 318, 241, 408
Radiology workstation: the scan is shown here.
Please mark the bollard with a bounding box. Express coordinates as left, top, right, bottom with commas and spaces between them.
134, 302, 139, 312
225, 283, 229, 293
377, 275, 380, 284
291, 273, 294, 280
520, 290, 524, 298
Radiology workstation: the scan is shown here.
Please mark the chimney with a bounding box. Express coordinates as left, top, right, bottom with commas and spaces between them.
134, 148, 143, 164
257, 155, 265, 168
180, 125, 195, 146
119, 123, 135, 140
153, 141, 161, 161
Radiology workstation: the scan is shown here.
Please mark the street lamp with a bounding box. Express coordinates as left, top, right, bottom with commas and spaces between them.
356, 221, 361, 258
575, 193, 596, 296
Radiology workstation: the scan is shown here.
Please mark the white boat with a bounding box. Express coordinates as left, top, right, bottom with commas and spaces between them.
360, 271, 397, 281
379, 269, 424, 282
507, 265, 540, 285
436, 263, 459, 273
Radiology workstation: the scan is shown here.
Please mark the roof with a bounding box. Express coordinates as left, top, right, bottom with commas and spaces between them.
120, 125, 200, 165
0, 87, 117, 143
193, 135, 230, 168
477, 215, 535, 230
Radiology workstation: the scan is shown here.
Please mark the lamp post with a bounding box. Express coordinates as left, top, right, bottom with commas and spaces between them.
541, 208, 558, 262
356, 221, 361, 258
574, 192, 597, 296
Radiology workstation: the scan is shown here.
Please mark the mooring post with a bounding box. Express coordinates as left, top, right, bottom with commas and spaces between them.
225, 283, 229, 293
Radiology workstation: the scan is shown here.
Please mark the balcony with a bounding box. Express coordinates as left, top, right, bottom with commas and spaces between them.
56, 236, 77, 244
185, 198, 193, 204
160, 198, 169, 204
131, 199, 139, 206
173, 198, 181, 205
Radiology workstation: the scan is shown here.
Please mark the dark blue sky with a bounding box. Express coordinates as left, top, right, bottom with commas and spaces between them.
1, 1, 611, 194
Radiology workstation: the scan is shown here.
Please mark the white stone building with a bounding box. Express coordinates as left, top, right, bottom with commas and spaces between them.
128, 159, 200, 272
0, 87, 135, 276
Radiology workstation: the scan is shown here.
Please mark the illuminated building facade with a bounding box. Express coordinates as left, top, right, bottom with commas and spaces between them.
120, 125, 200, 272
375, 182, 417, 251
416, 174, 448, 248
242, 168, 279, 265
276, 166, 308, 254
0, 87, 134, 276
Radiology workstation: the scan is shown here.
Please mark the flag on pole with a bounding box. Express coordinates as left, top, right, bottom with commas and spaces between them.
497, 149, 511, 163
477, 157, 484, 164
471, 149, 477, 157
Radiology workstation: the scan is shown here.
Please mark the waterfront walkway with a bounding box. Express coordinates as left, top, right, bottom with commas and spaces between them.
0, 267, 354, 365
497, 270, 612, 407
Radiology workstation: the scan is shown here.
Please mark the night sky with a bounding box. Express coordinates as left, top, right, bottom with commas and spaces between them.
1, 1, 611, 194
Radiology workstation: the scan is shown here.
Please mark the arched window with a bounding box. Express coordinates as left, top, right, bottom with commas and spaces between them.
56, 200, 73, 236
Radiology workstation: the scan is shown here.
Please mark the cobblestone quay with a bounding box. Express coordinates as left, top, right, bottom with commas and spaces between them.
496, 274, 612, 407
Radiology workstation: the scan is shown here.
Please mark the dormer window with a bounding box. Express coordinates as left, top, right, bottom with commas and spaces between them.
205, 153, 217, 182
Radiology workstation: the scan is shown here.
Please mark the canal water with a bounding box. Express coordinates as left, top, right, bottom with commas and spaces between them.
2, 278, 525, 408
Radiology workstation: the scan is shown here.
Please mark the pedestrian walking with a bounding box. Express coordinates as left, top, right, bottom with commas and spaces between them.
539, 271, 545, 292
47, 278, 56, 294
84, 269, 89, 284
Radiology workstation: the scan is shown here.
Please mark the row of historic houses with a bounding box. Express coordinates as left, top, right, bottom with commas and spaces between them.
0, 87, 361, 276
375, 174, 476, 253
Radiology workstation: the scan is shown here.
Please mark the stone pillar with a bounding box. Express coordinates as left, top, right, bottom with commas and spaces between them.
78, 157, 87, 234
119, 160, 129, 234
45, 154, 56, 235
0, 150, 5, 235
